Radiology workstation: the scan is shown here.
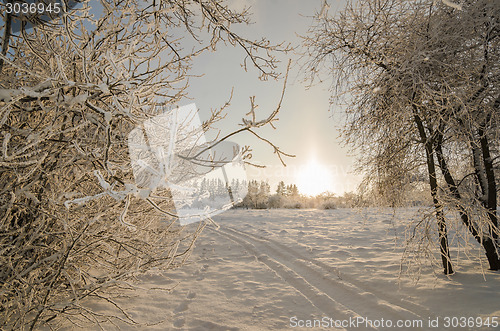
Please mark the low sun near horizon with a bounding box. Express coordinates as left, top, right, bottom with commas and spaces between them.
295, 159, 334, 196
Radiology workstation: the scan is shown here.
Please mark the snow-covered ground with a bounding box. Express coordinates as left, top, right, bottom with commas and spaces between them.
80, 208, 500, 330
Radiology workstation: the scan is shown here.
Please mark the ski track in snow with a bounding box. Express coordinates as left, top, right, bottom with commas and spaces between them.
211, 224, 431, 330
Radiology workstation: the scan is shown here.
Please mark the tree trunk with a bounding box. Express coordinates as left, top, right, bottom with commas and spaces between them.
435, 131, 500, 270
0, 0, 12, 74
414, 114, 454, 274
479, 130, 499, 241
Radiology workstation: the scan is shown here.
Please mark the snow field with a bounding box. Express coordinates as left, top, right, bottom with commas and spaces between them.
70, 208, 500, 330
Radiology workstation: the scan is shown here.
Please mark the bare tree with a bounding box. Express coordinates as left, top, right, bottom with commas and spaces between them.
0, 0, 291, 329
303, 0, 500, 275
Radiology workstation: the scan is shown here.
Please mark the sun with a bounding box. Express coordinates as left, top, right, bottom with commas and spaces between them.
296, 160, 333, 196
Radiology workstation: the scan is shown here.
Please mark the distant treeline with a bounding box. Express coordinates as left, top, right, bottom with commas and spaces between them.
236, 180, 366, 209
194, 179, 431, 209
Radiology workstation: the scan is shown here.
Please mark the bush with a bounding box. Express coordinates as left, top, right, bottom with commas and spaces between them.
320, 200, 337, 209
267, 194, 283, 208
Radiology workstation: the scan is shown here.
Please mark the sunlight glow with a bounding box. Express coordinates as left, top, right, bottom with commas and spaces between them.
296, 160, 333, 196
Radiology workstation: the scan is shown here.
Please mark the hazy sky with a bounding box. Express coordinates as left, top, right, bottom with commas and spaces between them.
187, 0, 360, 195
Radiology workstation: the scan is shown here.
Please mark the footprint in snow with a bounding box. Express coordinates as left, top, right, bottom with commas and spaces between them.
173, 317, 185, 328
173, 301, 189, 314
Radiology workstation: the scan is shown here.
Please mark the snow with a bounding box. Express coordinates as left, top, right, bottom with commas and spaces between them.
66, 92, 89, 106
67, 208, 500, 330
0, 88, 21, 102
441, 0, 462, 11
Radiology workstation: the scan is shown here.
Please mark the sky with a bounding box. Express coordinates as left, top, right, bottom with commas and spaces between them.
1, 0, 360, 196
186, 0, 361, 195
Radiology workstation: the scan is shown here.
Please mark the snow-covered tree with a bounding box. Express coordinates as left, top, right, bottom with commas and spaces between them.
243, 180, 259, 208
288, 184, 299, 197
256, 181, 270, 208
276, 180, 286, 196
0, 0, 291, 328
304, 0, 500, 275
